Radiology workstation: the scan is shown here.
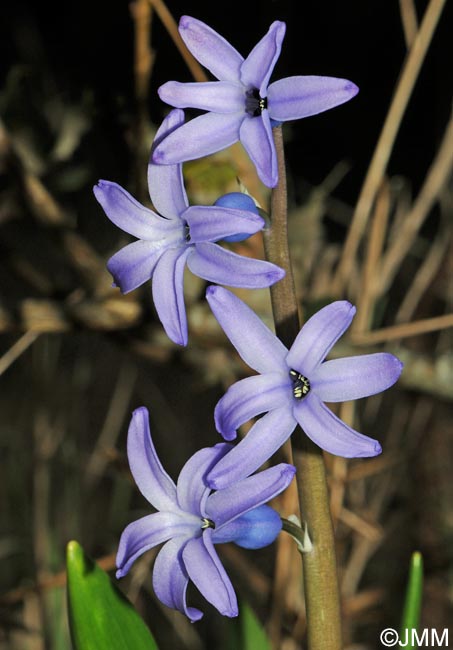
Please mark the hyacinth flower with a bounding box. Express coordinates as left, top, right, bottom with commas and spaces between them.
116, 407, 295, 621
93, 109, 284, 346
153, 16, 359, 187
206, 287, 403, 489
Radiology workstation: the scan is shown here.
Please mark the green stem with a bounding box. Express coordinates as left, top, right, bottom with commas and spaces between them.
263, 125, 342, 650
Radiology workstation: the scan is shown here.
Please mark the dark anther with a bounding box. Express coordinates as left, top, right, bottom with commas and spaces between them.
201, 517, 216, 530
245, 88, 268, 117
289, 369, 311, 400
184, 223, 191, 242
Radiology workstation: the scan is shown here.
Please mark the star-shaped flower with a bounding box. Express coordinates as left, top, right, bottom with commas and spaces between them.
116, 407, 295, 621
94, 109, 284, 345
206, 287, 403, 489
153, 16, 359, 187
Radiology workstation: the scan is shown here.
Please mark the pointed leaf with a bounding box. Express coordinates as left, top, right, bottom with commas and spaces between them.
400, 551, 424, 646
66, 540, 158, 650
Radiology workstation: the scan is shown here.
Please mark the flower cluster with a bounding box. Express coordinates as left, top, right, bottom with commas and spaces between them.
94, 15, 402, 621
206, 287, 403, 488
94, 109, 283, 346
117, 408, 295, 621
153, 17, 358, 187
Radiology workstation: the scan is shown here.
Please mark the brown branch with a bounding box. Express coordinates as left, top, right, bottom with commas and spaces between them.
378, 113, 453, 294
399, 0, 419, 48
350, 313, 453, 345
332, 0, 448, 295
147, 0, 207, 82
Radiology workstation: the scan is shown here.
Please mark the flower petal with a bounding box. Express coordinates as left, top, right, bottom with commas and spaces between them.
148, 109, 188, 219
127, 407, 177, 511
206, 286, 288, 374
116, 512, 194, 578
268, 76, 359, 122
176, 443, 231, 516
312, 353, 403, 402
188, 242, 284, 288
294, 394, 382, 457
207, 406, 297, 489
107, 240, 164, 294
152, 246, 191, 346
206, 462, 295, 526
214, 373, 292, 440
94, 180, 175, 239
158, 81, 245, 113
212, 504, 282, 549
152, 112, 242, 165
178, 16, 243, 82
183, 205, 264, 243
287, 301, 356, 376
183, 529, 238, 617
239, 112, 277, 187
240, 21, 286, 96
152, 538, 203, 622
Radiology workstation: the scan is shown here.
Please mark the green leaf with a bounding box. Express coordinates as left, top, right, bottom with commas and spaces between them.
400, 550, 423, 646
227, 601, 271, 650
66, 540, 158, 650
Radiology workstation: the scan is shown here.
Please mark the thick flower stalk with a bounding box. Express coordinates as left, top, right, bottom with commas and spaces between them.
94, 109, 284, 345
206, 286, 403, 488
153, 16, 359, 187
116, 407, 296, 621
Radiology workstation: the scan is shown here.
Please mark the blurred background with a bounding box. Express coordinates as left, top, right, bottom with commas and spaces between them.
1, 0, 452, 648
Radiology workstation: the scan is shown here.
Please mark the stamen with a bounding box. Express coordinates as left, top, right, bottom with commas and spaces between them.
201, 517, 216, 530
184, 223, 191, 242
289, 369, 310, 400
245, 88, 268, 117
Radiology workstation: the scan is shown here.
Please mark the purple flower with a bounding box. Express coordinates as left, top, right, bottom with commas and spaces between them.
153, 16, 359, 187
206, 287, 403, 489
93, 109, 284, 346
116, 407, 295, 621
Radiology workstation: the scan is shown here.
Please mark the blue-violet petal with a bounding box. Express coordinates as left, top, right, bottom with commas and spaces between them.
178, 15, 243, 82
268, 76, 359, 122
294, 393, 382, 458
206, 286, 288, 375
311, 353, 403, 403
183, 530, 238, 617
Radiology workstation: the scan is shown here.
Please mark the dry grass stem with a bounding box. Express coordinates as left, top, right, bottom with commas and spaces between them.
395, 214, 451, 323
85, 360, 138, 489
398, 0, 419, 48
351, 312, 453, 345
0, 330, 40, 376
330, 402, 355, 525
379, 113, 453, 294
338, 509, 383, 544
148, 0, 207, 82
353, 179, 391, 334
333, 0, 448, 295
131, 0, 155, 104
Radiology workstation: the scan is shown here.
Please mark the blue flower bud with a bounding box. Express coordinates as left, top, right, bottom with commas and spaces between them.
214, 193, 260, 243
212, 505, 282, 549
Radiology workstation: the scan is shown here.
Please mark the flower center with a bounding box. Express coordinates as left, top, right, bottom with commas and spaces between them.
245, 88, 268, 117
201, 517, 216, 530
289, 369, 311, 400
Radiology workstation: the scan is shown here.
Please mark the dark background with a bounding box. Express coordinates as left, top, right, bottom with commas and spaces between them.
1, 1, 452, 649
2, 0, 452, 201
